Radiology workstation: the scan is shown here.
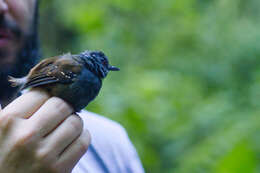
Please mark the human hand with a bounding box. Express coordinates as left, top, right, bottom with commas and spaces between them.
0, 90, 91, 173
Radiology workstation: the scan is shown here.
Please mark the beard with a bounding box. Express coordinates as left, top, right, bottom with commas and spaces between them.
0, 4, 40, 103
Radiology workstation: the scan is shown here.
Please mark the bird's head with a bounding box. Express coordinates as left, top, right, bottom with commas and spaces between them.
78, 50, 120, 79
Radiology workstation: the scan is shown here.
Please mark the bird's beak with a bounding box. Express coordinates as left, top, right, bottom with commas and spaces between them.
108, 65, 120, 71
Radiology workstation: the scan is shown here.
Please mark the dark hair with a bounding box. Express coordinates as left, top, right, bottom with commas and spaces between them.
14, 0, 41, 77
0, 0, 41, 102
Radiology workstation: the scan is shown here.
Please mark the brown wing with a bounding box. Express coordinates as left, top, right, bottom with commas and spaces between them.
22, 53, 83, 90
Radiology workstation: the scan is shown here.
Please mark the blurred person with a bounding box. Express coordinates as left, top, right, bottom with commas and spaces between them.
0, 0, 144, 173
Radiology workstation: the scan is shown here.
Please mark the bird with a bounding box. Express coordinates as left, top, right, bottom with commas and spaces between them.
8, 50, 120, 112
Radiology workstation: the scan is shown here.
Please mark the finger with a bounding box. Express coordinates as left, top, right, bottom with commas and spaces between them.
37, 115, 83, 159
2, 90, 49, 119
28, 97, 73, 137
56, 130, 91, 172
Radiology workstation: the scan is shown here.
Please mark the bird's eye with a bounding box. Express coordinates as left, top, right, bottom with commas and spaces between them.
102, 59, 108, 66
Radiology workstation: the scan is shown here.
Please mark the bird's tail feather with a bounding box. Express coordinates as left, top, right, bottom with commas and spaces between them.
8, 76, 27, 88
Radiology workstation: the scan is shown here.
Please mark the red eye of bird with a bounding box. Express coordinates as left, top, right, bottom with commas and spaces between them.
102, 59, 108, 66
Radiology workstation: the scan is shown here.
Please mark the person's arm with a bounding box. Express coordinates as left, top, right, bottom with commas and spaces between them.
0, 90, 91, 173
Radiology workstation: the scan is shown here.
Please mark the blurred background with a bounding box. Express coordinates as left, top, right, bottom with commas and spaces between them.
39, 0, 260, 172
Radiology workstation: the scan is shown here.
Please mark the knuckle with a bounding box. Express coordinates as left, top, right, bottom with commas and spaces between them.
68, 115, 83, 133
36, 148, 54, 162
15, 127, 36, 146
50, 97, 72, 115
1, 108, 21, 118
0, 111, 11, 119
78, 138, 89, 152
78, 130, 91, 152
31, 89, 50, 99
36, 149, 48, 160
0, 114, 14, 130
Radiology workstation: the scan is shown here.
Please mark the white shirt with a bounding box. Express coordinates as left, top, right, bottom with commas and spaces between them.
72, 110, 145, 173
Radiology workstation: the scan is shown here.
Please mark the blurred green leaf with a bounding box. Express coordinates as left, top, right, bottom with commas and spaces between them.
39, 0, 260, 172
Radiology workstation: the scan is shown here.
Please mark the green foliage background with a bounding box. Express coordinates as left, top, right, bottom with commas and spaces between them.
39, 0, 260, 172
